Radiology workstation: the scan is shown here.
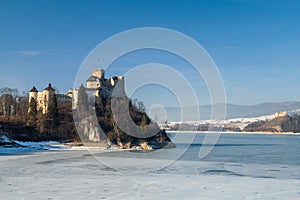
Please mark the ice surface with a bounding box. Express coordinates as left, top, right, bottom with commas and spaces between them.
0, 133, 299, 199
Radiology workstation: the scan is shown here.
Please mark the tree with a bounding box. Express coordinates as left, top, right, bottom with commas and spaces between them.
1, 94, 14, 116
48, 93, 59, 119
16, 96, 29, 121
0, 87, 18, 97
28, 97, 37, 126
137, 101, 146, 112
0, 87, 19, 118
76, 84, 89, 117
140, 113, 147, 127
47, 93, 59, 133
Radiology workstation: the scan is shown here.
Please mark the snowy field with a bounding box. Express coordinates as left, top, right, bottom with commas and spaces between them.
1, 133, 300, 199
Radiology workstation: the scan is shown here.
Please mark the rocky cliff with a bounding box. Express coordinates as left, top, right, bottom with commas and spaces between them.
74, 97, 174, 150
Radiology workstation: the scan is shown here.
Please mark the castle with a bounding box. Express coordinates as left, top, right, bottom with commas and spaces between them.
274, 111, 287, 118
29, 69, 125, 112
67, 69, 125, 108
28, 83, 56, 114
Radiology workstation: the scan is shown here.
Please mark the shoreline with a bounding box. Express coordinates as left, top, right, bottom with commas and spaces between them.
167, 130, 300, 135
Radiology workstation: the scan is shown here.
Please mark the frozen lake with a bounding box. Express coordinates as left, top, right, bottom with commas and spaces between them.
1, 132, 300, 199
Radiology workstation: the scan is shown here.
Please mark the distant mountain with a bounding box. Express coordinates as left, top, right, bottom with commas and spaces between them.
149, 101, 300, 121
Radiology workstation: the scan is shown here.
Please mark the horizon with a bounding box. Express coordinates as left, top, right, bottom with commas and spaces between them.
1, 0, 300, 108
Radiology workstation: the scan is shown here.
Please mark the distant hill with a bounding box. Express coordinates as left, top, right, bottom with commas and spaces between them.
149, 101, 300, 121
244, 115, 300, 133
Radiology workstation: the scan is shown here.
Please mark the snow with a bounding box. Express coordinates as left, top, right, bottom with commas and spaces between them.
1, 135, 12, 143
0, 133, 300, 199
159, 114, 276, 130
0, 136, 67, 154
0, 135, 118, 154
0, 150, 299, 199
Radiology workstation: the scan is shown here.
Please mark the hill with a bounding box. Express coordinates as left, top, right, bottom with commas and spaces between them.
244, 115, 300, 133
150, 101, 300, 121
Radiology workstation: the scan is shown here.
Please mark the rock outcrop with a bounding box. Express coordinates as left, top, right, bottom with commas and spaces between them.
140, 141, 153, 150
76, 117, 104, 142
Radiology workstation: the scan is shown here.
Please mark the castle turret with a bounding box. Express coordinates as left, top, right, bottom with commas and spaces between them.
42, 83, 55, 114
28, 86, 38, 113
29, 86, 38, 102
44, 83, 55, 92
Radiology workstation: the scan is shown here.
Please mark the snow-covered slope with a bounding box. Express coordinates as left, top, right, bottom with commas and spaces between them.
159, 114, 276, 130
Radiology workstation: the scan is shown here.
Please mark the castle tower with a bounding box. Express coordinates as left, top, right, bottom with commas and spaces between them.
92, 69, 105, 80
29, 86, 38, 102
42, 83, 55, 114
87, 69, 106, 89
28, 86, 38, 113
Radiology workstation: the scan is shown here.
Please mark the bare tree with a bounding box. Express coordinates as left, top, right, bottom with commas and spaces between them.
1, 93, 14, 116
0, 87, 18, 97
0, 87, 26, 119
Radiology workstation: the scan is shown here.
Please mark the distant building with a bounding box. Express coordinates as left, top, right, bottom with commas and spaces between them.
274, 111, 287, 118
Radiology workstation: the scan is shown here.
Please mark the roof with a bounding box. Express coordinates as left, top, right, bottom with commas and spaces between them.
87, 75, 100, 82
29, 86, 38, 92
44, 83, 55, 91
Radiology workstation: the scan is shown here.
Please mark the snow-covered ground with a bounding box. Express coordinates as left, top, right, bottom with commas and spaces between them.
0, 135, 69, 154
159, 108, 300, 131
224, 114, 275, 129
1, 133, 299, 199
159, 114, 276, 130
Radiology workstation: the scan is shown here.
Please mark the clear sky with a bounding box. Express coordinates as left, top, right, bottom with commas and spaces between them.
0, 0, 299, 107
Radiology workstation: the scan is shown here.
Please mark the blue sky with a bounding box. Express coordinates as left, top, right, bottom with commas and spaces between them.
0, 0, 300, 107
